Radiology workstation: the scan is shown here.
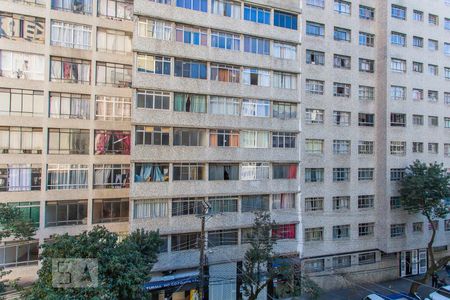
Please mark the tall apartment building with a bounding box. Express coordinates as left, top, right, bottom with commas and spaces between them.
0, 0, 132, 276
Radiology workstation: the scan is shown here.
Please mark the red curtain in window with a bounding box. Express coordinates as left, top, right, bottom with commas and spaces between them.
288, 165, 297, 179
95, 132, 111, 154
273, 224, 296, 240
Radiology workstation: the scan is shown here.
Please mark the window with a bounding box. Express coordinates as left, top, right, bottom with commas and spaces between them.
173, 163, 205, 180
413, 222, 423, 232
391, 224, 406, 238
359, 86, 374, 101
211, 0, 241, 19
333, 83, 351, 97
47, 164, 88, 190
306, 22, 324, 37
135, 126, 169, 146
358, 168, 374, 181
48, 128, 89, 154
8, 202, 40, 227
413, 10, 423, 21
305, 109, 324, 124
273, 43, 297, 60
428, 143, 439, 154
304, 227, 323, 242
176, 0, 207, 12
0, 13, 45, 43
359, 252, 376, 265
391, 58, 406, 72
136, 90, 170, 110
306, 0, 324, 8
49, 93, 90, 119
137, 18, 172, 40
306, 50, 325, 65
391, 5, 406, 20
137, 54, 170, 75
171, 232, 199, 251
273, 164, 297, 179
446, 43, 450, 56
428, 65, 438, 76
359, 58, 374, 73
0, 51, 45, 81
174, 93, 206, 113
306, 80, 324, 95
242, 68, 270, 87
241, 99, 270, 117
272, 224, 296, 240
428, 90, 439, 102
358, 113, 374, 127
446, 93, 450, 105
211, 31, 240, 50
391, 86, 406, 100
209, 130, 239, 147
390, 141, 406, 155
428, 39, 438, 51
358, 195, 374, 209
333, 140, 350, 154
305, 139, 324, 154
133, 199, 168, 219
333, 225, 350, 240
0, 165, 41, 192
0, 127, 42, 154
208, 230, 238, 247
445, 68, 450, 80
304, 259, 325, 272
210, 64, 240, 83
446, 220, 450, 231
97, 28, 132, 54
95, 95, 131, 120
359, 223, 374, 237
390, 168, 405, 181
429, 14, 439, 25
94, 130, 130, 155
334, 27, 351, 42
413, 62, 423, 73
172, 198, 203, 216
209, 196, 238, 213
273, 102, 297, 120
390, 197, 401, 209
412, 89, 424, 101
134, 163, 169, 182
358, 141, 374, 154
175, 24, 207, 46
333, 168, 350, 182
333, 54, 351, 69
241, 195, 269, 212
333, 196, 350, 210
209, 96, 240, 116
413, 36, 423, 48
412, 142, 424, 153
445, 118, 450, 128
274, 11, 298, 30
428, 116, 439, 126
93, 164, 130, 189
359, 5, 374, 20
97, 0, 132, 19
96, 62, 131, 87
413, 115, 424, 126
446, 18, 450, 30
273, 72, 296, 89
51, 21, 91, 49
240, 130, 269, 148
93, 198, 129, 223
333, 255, 351, 269
208, 164, 239, 180
174, 59, 207, 79
240, 163, 269, 180
359, 32, 374, 47
304, 197, 323, 212
0, 88, 44, 117
334, 0, 350, 15
244, 4, 270, 25
46, 200, 87, 227
390, 113, 406, 127
305, 168, 324, 182
391, 32, 406, 46
174, 128, 206, 146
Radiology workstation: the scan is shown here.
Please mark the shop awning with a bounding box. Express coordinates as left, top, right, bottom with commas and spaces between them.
144, 271, 199, 291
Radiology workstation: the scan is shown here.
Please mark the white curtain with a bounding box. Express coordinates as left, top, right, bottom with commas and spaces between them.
8, 165, 31, 191
134, 200, 168, 219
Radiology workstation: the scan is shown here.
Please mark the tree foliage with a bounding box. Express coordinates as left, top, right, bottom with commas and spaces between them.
24, 226, 162, 300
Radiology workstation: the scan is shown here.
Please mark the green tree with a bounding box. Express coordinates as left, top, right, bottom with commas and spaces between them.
0, 203, 36, 294
399, 160, 450, 294
24, 226, 162, 300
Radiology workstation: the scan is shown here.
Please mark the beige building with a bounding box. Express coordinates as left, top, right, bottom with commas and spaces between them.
0, 0, 449, 297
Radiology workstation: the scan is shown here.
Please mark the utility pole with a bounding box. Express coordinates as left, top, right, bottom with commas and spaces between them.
198, 200, 211, 300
